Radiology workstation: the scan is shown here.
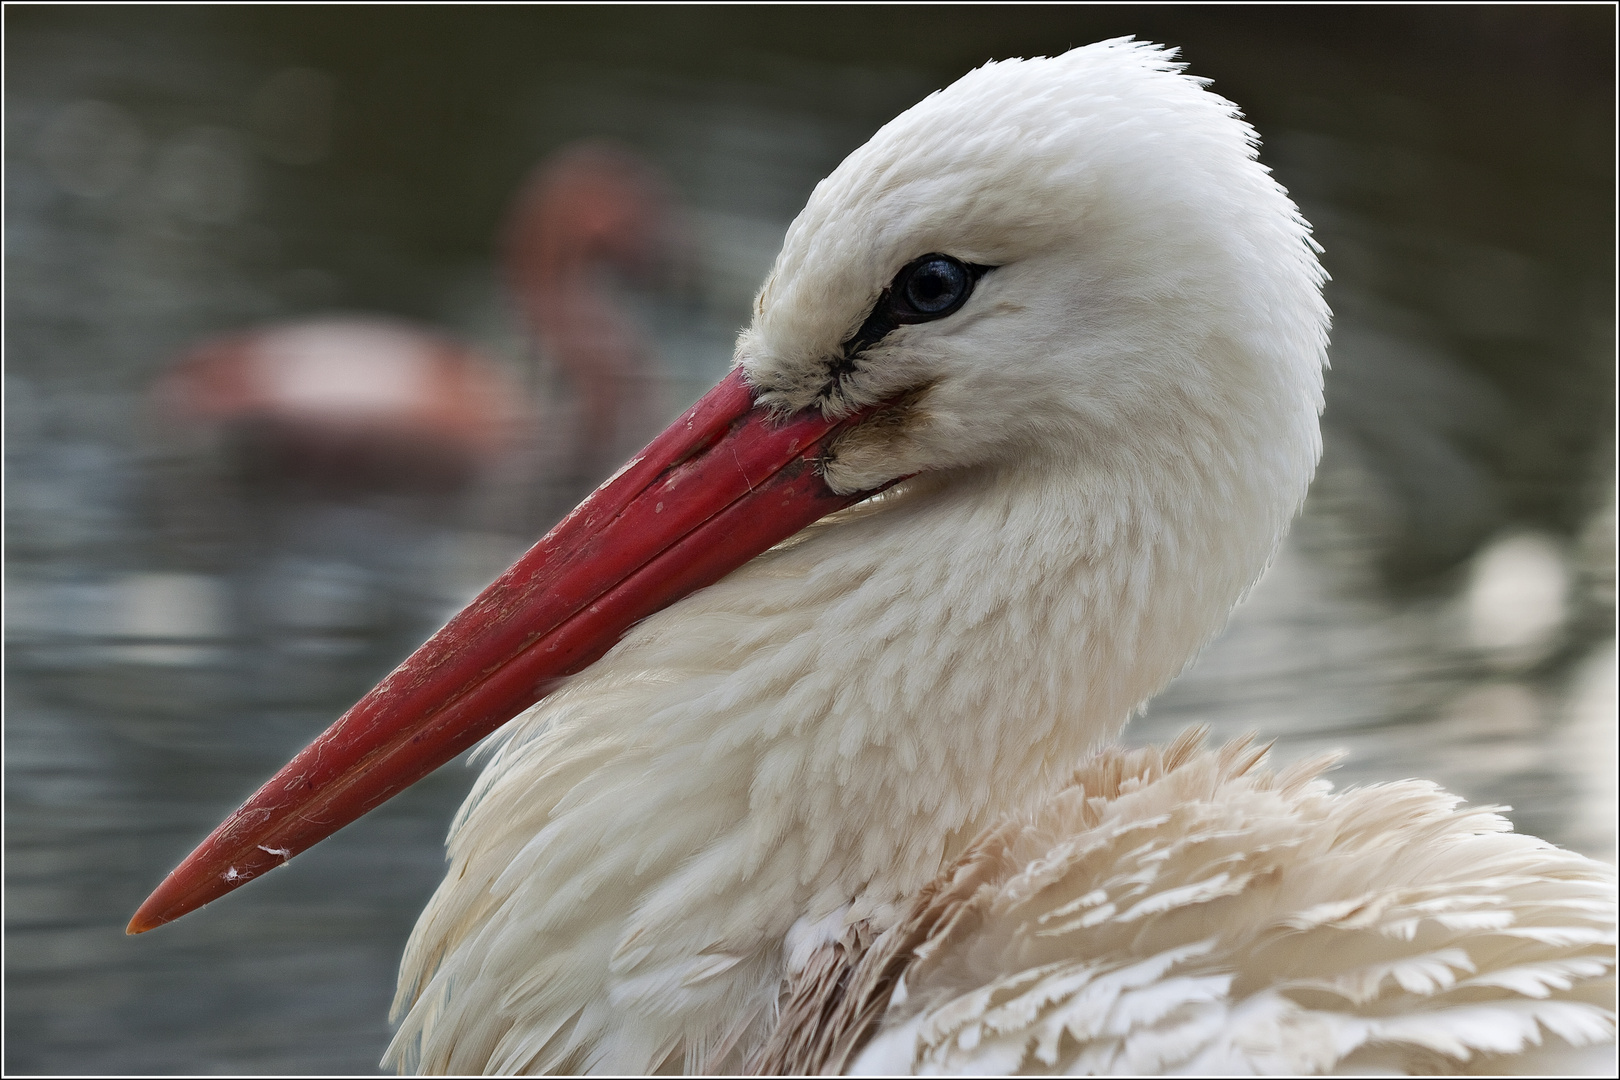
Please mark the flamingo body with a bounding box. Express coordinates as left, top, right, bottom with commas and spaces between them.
157, 317, 524, 494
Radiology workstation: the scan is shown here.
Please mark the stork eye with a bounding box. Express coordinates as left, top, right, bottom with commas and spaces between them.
836, 254, 993, 367
896, 255, 973, 318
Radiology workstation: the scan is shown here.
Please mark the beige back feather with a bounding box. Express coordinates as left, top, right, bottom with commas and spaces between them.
751, 731, 1616, 1075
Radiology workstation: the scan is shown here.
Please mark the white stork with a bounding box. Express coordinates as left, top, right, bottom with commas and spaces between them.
131, 40, 1616, 1075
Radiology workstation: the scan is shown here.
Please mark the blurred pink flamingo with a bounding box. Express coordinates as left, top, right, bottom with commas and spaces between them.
154, 141, 680, 503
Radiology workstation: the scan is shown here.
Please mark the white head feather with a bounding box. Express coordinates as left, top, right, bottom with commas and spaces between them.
743, 39, 1326, 492
388, 39, 1332, 1075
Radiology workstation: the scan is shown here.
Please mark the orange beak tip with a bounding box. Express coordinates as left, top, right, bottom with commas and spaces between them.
126, 905, 165, 935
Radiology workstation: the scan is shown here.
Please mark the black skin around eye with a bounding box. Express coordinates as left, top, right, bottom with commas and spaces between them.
835, 254, 995, 372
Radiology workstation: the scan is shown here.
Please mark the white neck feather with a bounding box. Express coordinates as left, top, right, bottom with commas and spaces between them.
389, 374, 1312, 1072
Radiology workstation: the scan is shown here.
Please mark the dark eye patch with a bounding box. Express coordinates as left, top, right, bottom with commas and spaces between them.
830, 254, 995, 381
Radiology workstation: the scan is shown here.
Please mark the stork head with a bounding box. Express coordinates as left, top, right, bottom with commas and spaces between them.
131, 39, 1328, 934
744, 40, 1326, 495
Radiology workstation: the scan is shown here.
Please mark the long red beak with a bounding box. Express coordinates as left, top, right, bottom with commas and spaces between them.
129, 369, 888, 934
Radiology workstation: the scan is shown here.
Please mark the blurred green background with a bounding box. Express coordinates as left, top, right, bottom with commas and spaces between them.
5, 5, 1614, 1074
